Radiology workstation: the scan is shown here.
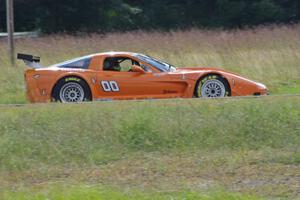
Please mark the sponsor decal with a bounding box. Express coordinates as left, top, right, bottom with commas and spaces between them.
65, 77, 81, 82
163, 90, 177, 94
153, 73, 163, 77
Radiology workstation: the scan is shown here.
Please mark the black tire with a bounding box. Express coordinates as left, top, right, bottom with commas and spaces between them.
195, 74, 231, 98
52, 77, 92, 103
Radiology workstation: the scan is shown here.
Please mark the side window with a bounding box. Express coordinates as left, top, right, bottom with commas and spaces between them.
59, 57, 91, 69
103, 57, 140, 72
119, 59, 133, 72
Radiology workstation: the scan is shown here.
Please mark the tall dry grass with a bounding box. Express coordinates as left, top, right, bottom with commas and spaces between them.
0, 24, 300, 103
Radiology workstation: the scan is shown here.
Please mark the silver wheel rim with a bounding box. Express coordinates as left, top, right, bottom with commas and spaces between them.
59, 82, 85, 103
201, 79, 226, 98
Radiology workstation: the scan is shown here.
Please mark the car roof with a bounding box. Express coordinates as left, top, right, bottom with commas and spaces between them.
89, 51, 138, 57
48, 52, 139, 68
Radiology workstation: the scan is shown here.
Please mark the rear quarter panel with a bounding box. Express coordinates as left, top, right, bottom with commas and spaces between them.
25, 68, 96, 103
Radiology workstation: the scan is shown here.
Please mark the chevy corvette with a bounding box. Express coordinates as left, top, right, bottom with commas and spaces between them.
18, 52, 268, 103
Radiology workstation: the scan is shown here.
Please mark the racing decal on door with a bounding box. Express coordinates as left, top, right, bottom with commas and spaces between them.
101, 81, 120, 92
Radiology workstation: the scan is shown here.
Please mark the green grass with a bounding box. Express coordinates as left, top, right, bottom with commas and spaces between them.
1, 185, 260, 200
0, 96, 300, 199
0, 97, 299, 171
0, 25, 300, 199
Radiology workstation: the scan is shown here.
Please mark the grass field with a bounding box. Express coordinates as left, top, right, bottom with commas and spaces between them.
1, 96, 300, 199
0, 25, 300, 199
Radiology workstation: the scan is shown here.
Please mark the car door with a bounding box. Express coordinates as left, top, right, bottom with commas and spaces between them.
95, 56, 185, 100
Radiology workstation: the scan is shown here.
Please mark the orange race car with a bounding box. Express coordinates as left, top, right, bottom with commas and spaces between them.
18, 52, 268, 103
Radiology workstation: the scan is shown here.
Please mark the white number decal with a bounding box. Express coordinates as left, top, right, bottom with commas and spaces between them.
109, 81, 119, 92
101, 81, 120, 92
101, 81, 111, 92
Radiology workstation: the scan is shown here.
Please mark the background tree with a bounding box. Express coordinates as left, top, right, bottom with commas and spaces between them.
0, 0, 299, 33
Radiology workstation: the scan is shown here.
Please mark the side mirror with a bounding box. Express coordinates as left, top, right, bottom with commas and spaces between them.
131, 65, 145, 73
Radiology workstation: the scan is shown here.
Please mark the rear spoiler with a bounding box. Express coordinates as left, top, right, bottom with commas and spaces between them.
17, 53, 43, 69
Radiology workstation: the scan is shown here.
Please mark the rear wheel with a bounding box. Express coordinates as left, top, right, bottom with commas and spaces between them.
195, 75, 230, 98
52, 77, 91, 103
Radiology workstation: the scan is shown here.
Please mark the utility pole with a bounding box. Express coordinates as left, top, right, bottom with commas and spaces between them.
6, 0, 15, 66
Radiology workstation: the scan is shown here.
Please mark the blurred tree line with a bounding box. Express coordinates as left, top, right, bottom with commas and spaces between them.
0, 0, 299, 33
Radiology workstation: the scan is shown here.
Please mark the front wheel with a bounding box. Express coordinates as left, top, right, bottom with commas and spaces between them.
195, 75, 230, 98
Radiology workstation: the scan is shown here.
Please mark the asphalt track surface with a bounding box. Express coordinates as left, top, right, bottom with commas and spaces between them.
0, 94, 299, 108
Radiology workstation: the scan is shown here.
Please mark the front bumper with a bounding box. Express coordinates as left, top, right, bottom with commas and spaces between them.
254, 83, 268, 96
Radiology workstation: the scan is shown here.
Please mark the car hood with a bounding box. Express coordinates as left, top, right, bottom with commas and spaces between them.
172, 67, 237, 78
174, 67, 267, 89
175, 67, 229, 73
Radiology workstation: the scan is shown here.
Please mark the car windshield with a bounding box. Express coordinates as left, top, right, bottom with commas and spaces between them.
50, 55, 92, 69
135, 54, 176, 72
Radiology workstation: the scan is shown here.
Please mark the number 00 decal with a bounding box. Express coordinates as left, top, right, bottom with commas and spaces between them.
101, 81, 120, 92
